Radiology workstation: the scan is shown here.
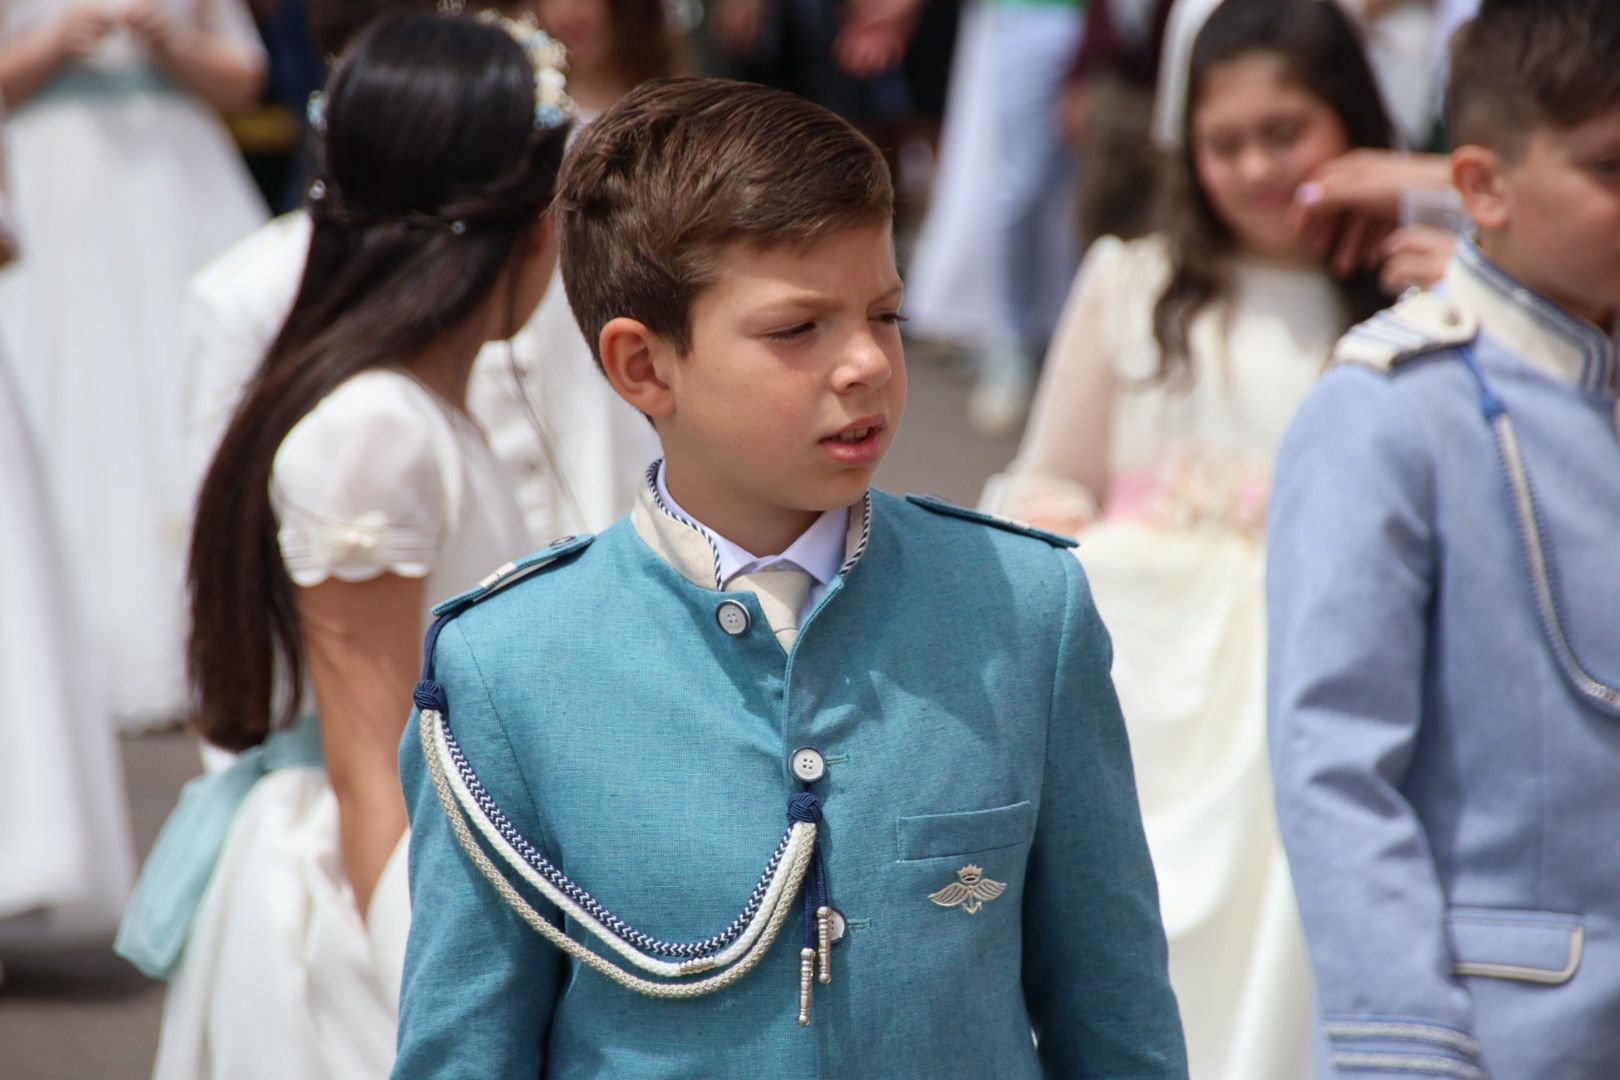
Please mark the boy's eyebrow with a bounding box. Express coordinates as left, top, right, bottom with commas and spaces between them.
758, 281, 905, 311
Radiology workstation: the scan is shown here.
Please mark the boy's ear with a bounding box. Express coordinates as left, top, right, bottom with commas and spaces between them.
599, 317, 676, 419
1452, 144, 1509, 231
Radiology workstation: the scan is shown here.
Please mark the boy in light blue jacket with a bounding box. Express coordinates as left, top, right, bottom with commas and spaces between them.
391, 76, 1186, 1078
1268, 1, 1620, 1076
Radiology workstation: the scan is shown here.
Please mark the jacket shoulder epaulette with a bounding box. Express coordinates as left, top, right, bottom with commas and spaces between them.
1333, 290, 1479, 374
429, 533, 595, 618
905, 493, 1078, 549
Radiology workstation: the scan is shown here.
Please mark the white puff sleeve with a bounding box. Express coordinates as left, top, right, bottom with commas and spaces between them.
271, 374, 453, 587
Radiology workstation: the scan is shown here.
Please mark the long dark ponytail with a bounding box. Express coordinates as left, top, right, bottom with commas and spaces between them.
190, 12, 569, 750
1151, 0, 1395, 383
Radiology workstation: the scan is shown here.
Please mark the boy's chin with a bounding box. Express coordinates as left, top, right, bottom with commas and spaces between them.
792, 467, 880, 510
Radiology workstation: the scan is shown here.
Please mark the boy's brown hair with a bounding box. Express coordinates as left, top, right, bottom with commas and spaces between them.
555, 76, 894, 369
1448, 0, 1620, 157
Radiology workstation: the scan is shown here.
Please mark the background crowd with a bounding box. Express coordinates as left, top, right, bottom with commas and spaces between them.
0, 0, 1544, 1076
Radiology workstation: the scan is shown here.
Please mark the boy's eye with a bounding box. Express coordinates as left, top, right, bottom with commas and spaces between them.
875, 312, 910, 327
766, 322, 816, 341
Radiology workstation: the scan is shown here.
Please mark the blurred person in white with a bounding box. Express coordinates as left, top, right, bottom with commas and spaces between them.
985, 1, 1398, 1076
902, 0, 1086, 437
1163, 0, 1465, 297
184, 0, 661, 555
0, 120, 134, 978
0, 0, 268, 730
1159, 0, 1448, 149
114, 11, 569, 1076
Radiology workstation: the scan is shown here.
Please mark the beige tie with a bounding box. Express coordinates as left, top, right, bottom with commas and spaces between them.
727, 567, 814, 651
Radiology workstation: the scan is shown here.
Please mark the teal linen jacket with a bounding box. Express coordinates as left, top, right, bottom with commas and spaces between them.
393, 485, 1187, 1079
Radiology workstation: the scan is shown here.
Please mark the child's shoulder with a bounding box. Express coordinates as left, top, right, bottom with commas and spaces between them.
1304, 289, 1484, 432
1076, 232, 1173, 294
429, 531, 600, 623
1331, 289, 1479, 377
872, 490, 1089, 610
883, 491, 1078, 551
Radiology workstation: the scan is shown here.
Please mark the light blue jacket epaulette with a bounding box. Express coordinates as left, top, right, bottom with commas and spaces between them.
1268, 237, 1620, 1080
393, 481, 1188, 1080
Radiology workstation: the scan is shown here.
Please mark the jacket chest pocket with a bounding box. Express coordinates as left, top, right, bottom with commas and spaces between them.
895, 802, 1034, 923
895, 801, 1035, 862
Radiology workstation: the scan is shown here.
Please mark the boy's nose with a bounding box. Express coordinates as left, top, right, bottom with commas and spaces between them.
836, 329, 895, 391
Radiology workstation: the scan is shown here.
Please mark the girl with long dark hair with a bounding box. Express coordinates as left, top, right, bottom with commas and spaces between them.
115, 13, 571, 1077
989, 1, 1397, 1076
450, 0, 677, 538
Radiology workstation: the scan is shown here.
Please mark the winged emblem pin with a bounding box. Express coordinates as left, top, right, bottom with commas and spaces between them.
928, 865, 1007, 915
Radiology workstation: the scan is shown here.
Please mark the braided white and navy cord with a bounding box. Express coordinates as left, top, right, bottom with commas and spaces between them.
838, 492, 873, 578
418, 695, 818, 997
427, 689, 794, 960
415, 666, 834, 1015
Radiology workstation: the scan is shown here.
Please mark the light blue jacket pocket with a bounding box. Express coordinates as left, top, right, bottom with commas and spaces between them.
896, 801, 1035, 861
1447, 906, 1584, 985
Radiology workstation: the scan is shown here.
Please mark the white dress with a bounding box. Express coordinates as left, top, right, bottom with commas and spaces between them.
181, 211, 660, 545
144, 370, 530, 1080
989, 235, 1344, 1080
0, 337, 134, 944
0, 0, 268, 728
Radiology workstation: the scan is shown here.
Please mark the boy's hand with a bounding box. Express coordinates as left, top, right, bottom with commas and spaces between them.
54, 5, 116, 60
1378, 224, 1457, 295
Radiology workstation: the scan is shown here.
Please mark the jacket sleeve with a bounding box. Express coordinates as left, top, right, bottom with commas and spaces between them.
1267, 367, 1486, 1079
392, 621, 564, 1079
1023, 552, 1189, 1079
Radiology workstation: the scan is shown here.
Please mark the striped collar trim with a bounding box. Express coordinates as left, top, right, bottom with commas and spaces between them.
630, 459, 872, 591
1449, 236, 1618, 393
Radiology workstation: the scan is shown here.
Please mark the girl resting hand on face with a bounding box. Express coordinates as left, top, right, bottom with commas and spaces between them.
986, 2, 1398, 1078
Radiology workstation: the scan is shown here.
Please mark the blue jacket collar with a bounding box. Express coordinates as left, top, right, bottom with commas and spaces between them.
629, 459, 872, 592
1449, 236, 1618, 394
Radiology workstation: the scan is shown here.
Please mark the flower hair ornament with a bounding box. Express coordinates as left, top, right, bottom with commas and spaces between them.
309, 5, 574, 137
303, 4, 575, 232
435, 0, 576, 128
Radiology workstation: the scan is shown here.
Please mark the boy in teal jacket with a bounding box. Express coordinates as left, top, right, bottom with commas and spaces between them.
392, 75, 1186, 1079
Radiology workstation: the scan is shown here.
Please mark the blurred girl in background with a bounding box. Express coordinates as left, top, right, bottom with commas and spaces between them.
0, 124, 133, 968
989, 1, 1397, 1075
0, 0, 267, 728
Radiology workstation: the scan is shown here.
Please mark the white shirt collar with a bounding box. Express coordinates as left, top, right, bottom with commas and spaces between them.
654, 461, 850, 589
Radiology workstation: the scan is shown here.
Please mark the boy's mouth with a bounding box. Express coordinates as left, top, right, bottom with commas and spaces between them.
820, 416, 886, 464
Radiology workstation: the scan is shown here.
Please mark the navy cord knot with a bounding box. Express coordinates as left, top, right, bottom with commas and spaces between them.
788, 791, 831, 953
413, 679, 448, 713
787, 791, 823, 824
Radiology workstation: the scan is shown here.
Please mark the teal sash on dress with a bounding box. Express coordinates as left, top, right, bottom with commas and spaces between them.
24, 67, 179, 110
114, 716, 324, 980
